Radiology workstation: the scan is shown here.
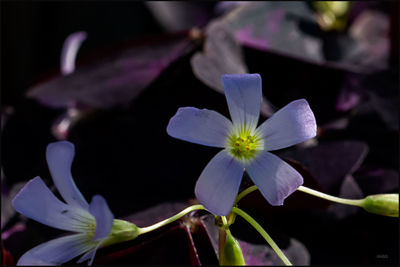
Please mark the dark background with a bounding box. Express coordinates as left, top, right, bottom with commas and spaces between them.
1, 1, 399, 265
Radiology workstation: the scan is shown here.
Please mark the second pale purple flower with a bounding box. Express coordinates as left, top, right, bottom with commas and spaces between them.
167, 74, 317, 216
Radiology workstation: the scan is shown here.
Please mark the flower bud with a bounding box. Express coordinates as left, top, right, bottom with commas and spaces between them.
102, 219, 139, 247
220, 231, 246, 266
361, 194, 399, 217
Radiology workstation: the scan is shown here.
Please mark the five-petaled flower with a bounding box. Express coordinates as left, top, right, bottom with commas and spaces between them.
167, 74, 317, 216
13, 141, 115, 266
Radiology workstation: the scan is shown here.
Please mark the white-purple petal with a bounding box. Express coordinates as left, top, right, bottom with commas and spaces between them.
195, 150, 244, 216
76, 240, 103, 266
17, 233, 95, 266
167, 107, 233, 147
46, 141, 89, 209
222, 74, 262, 131
60, 31, 87, 75
89, 195, 114, 241
256, 99, 317, 151
12, 177, 93, 232
246, 151, 303, 206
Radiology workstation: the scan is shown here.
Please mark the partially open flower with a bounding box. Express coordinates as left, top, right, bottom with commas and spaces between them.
12, 141, 138, 265
167, 74, 317, 216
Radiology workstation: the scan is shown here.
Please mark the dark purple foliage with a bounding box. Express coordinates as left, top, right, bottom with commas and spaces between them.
2, 1, 398, 265
277, 141, 369, 195
27, 33, 199, 109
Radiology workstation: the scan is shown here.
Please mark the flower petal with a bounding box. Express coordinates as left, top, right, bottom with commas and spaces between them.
222, 74, 262, 131
246, 151, 303, 206
195, 150, 244, 216
17, 233, 95, 266
12, 177, 93, 232
167, 107, 233, 147
61, 31, 87, 75
256, 99, 317, 151
89, 195, 114, 241
46, 141, 89, 209
76, 240, 104, 266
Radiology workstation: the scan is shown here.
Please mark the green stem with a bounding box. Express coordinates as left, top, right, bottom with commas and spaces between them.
232, 207, 292, 266
235, 185, 364, 207
138, 204, 205, 235
297, 186, 364, 206
218, 216, 228, 265
235, 185, 258, 204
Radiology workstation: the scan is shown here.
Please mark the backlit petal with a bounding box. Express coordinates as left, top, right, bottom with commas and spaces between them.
12, 177, 93, 232
246, 151, 303, 206
76, 240, 104, 266
256, 99, 317, 151
89, 195, 114, 241
222, 74, 262, 132
167, 107, 233, 147
46, 141, 89, 209
195, 150, 244, 216
17, 233, 95, 266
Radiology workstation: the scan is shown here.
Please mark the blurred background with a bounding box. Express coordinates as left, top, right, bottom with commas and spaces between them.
1, 1, 399, 265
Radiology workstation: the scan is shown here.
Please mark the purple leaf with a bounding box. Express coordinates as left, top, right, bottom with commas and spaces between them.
364, 71, 399, 131
191, 21, 248, 92
277, 141, 369, 195
328, 175, 364, 219
121, 202, 189, 228
190, 21, 274, 117
335, 74, 364, 112
222, 2, 324, 63
92, 205, 217, 265
146, 2, 214, 32
348, 10, 390, 72
238, 238, 310, 265
218, 2, 390, 73
353, 166, 399, 196
238, 159, 330, 215
94, 224, 201, 265
27, 33, 197, 109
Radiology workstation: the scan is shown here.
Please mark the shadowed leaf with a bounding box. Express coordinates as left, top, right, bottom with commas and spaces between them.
191, 20, 275, 116
27, 33, 198, 109
277, 141, 369, 195
218, 2, 389, 73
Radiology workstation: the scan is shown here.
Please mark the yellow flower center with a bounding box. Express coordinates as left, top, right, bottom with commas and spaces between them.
227, 128, 263, 161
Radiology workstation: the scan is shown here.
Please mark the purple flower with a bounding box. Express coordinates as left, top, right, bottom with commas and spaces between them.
12, 141, 114, 265
167, 74, 317, 216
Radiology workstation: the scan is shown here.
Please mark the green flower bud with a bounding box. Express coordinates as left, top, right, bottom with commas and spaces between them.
361, 194, 399, 217
102, 219, 140, 247
220, 230, 246, 266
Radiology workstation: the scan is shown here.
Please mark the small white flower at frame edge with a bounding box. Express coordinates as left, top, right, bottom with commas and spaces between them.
12, 141, 114, 266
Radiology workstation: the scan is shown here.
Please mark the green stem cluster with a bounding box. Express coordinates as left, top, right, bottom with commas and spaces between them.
231, 207, 292, 266
123, 183, 396, 266
138, 204, 205, 235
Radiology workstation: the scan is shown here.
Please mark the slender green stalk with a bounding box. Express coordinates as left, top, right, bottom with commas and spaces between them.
221, 216, 229, 228
235, 185, 365, 207
138, 204, 205, 235
297, 186, 364, 206
218, 217, 227, 266
232, 207, 292, 266
235, 185, 258, 204
218, 216, 228, 263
